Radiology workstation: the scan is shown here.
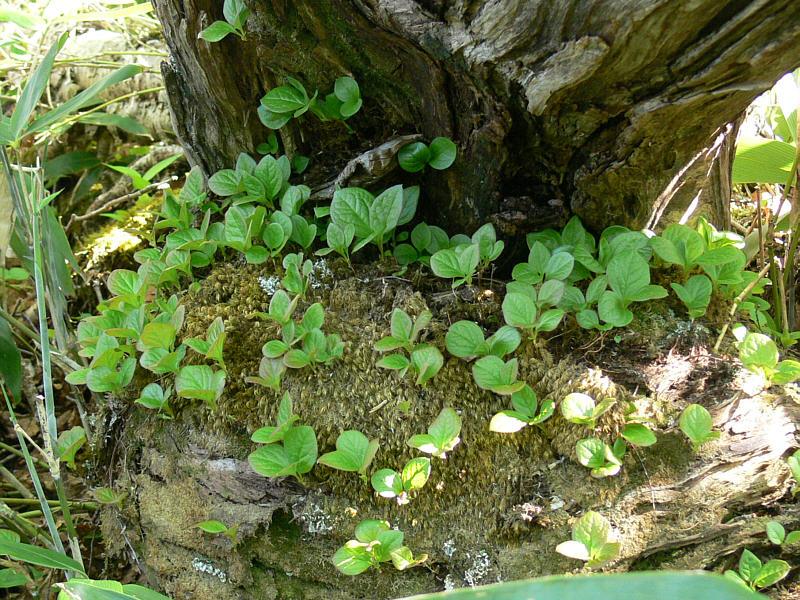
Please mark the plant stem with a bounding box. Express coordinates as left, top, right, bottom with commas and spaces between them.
714, 261, 773, 352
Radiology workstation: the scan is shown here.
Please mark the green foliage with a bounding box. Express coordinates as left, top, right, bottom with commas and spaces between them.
332, 520, 426, 575
472, 356, 525, 395
135, 383, 173, 417
329, 185, 414, 255
671, 275, 712, 319
765, 520, 800, 546
56, 578, 171, 599
430, 243, 480, 288
560, 393, 615, 428
787, 449, 800, 496
175, 365, 226, 409
56, 426, 86, 470
106, 153, 182, 190
393, 222, 453, 268
576, 437, 626, 478
183, 316, 226, 370
258, 76, 362, 129
198, 0, 249, 42
555, 511, 620, 568
679, 404, 720, 450
371, 457, 431, 505
0, 540, 85, 576
398, 137, 457, 172
736, 331, 800, 387
196, 519, 238, 542
249, 424, 318, 482
407, 408, 461, 459
375, 309, 443, 386
489, 385, 554, 433
318, 430, 379, 480
724, 549, 790, 590
445, 321, 520, 361
597, 253, 667, 328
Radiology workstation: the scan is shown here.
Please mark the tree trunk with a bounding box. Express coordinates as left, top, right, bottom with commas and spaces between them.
154, 0, 800, 236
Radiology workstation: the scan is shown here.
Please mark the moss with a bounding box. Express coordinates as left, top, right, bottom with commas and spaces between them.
104, 259, 725, 597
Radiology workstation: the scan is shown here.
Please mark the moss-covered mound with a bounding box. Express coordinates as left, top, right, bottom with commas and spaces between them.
97, 259, 798, 599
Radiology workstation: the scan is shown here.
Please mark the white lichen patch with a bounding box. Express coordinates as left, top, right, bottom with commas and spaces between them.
297, 502, 333, 534
258, 275, 280, 296
442, 539, 456, 558
191, 557, 227, 583
310, 259, 333, 290
463, 550, 491, 587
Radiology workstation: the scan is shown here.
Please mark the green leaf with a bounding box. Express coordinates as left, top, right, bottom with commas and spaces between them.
410, 344, 443, 386
262, 84, 308, 114
175, 365, 226, 409
196, 520, 228, 534
334, 77, 362, 117
733, 137, 797, 184
428, 137, 457, 170
766, 521, 785, 545
555, 540, 590, 562
0, 317, 22, 403
671, 275, 712, 319
401, 457, 431, 492
773, 359, 800, 385
486, 326, 521, 357
369, 184, 404, 240
0, 540, 85, 575
573, 511, 612, 554
621, 423, 656, 447
561, 393, 596, 425
57, 426, 86, 469
738, 332, 779, 370
76, 112, 148, 136
679, 404, 719, 450
502, 292, 537, 329
9, 33, 66, 141
738, 549, 762, 583
318, 430, 378, 474
753, 559, 790, 589
331, 187, 373, 240
398, 142, 431, 173
198, 20, 236, 41
0, 567, 26, 588
283, 425, 318, 474
208, 169, 241, 196
332, 542, 372, 575
598, 290, 632, 328
472, 356, 524, 395
446, 320, 485, 359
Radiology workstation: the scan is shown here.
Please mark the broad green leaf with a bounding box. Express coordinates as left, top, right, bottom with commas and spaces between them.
175, 365, 226, 409
318, 430, 378, 474
261, 85, 308, 114
766, 521, 785, 545
411, 344, 443, 386
445, 320, 485, 359
0, 540, 85, 575
369, 185, 404, 240
753, 559, 790, 589
401, 457, 431, 491
331, 188, 373, 239
738, 332, 779, 370
733, 137, 796, 184
398, 142, 431, 173
621, 423, 656, 447
196, 520, 228, 534
57, 426, 86, 468
679, 404, 719, 449
208, 169, 241, 196
428, 137, 457, 170
332, 543, 372, 575
502, 292, 537, 329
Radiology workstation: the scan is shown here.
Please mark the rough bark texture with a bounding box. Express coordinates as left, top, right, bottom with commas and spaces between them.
154, 0, 800, 236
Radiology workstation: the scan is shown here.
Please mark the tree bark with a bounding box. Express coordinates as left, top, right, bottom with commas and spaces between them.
153, 0, 800, 236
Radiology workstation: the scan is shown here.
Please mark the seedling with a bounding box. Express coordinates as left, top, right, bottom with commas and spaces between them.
597, 253, 667, 328
198, 0, 249, 41
736, 331, 800, 387
248, 425, 318, 483
671, 274, 712, 319
332, 520, 427, 575
175, 365, 226, 410
196, 520, 238, 543
135, 383, 173, 418
472, 356, 526, 395
259, 76, 362, 130
407, 408, 461, 459
393, 222, 451, 268
555, 511, 620, 568
430, 243, 480, 288
489, 385, 554, 433
788, 449, 800, 496
576, 437, 626, 478
183, 316, 226, 370
371, 457, 431, 505
375, 309, 432, 354
502, 291, 564, 339
512, 242, 574, 286
318, 430, 379, 482
766, 520, 800, 546
282, 253, 314, 297
679, 404, 720, 450
560, 393, 616, 429
250, 393, 298, 444
724, 549, 789, 591
445, 320, 520, 361
375, 309, 443, 386
397, 137, 457, 172
56, 426, 86, 470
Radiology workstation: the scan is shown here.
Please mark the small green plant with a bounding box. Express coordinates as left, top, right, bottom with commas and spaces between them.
198, 0, 249, 41
430, 243, 480, 288
318, 430, 379, 483
56, 426, 86, 470
555, 511, 620, 568
184, 316, 226, 370
679, 403, 720, 450
317, 222, 355, 262
175, 365, 226, 409
407, 407, 461, 459
576, 437, 626, 478
502, 290, 565, 339
375, 309, 443, 386
259, 76, 362, 129
397, 137, 457, 172
671, 275, 713, 319
248, 396, 317, 483
106, 153, 182, 191
196, 519, 238, 543
597, 253, 667, 328
736, 331, 800, 388
136, 321, 186, 375
472, 356, 525, 395
393, 223, 452, 268
787, 449, 800, 495
329, 185, 415, 255
489, 385, 554, 433
371, 457, 431, 505
445, 320, 521, 361
560, 393, 616, 429
66, 332, 136, 393
620, 419, 657, 447
724, 549, 789, 591
332, 519, 427, 575
766, 520, 800, 546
